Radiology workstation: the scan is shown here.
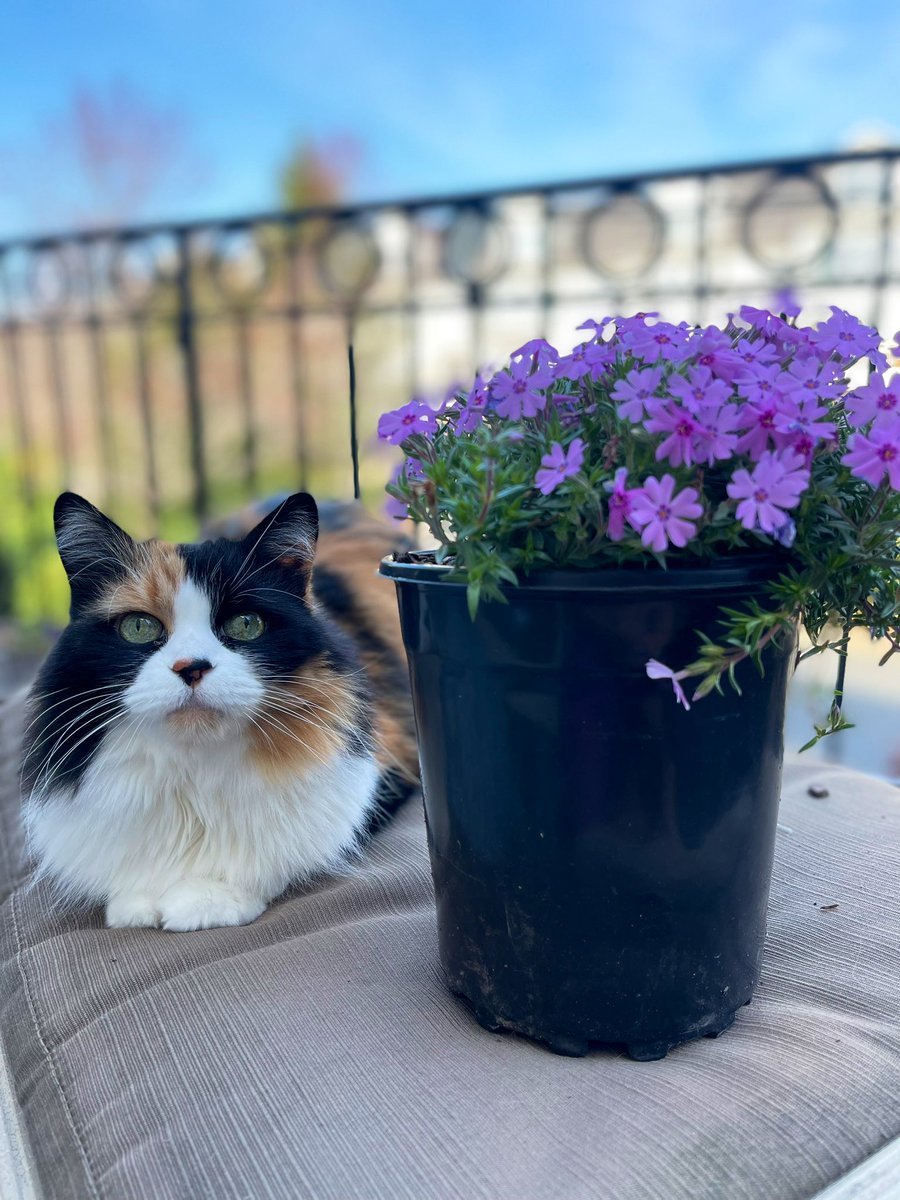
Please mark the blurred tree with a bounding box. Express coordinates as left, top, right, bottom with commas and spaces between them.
6, 81, 207, 231
278, 134, 360, 212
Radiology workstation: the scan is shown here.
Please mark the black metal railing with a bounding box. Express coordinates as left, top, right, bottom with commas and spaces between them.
2, 148, 900, 623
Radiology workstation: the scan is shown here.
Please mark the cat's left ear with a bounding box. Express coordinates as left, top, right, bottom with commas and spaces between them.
54, 493, 138, 609
241, 493, 319, 577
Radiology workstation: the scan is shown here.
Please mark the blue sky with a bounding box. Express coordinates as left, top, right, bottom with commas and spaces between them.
2, 0, 899, 237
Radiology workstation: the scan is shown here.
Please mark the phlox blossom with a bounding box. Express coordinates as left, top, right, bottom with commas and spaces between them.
726, 450, 810, 533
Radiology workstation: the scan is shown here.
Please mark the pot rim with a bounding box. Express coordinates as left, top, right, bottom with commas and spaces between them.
378, 552, 791, 595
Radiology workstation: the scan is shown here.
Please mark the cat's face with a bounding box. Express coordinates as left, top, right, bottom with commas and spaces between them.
23, 492, 366, 797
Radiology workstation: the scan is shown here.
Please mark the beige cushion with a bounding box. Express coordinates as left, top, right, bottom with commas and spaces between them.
1, 693, 898, 1200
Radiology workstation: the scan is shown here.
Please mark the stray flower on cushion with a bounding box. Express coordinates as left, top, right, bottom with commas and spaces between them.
610, 365, 664, 423
492, 358, 554, 419
603, 467, 636, 540
726, 450, 810, 533
377, 400, 439, 444
842, 419, 900, 489
845, 374, 900, 427
534, 438, 585, 495
645, 659, 692, 711
773, 516, 797, 548
628, 474, 703, 551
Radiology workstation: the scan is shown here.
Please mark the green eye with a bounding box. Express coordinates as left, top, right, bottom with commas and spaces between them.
118, 613, 164, 645
222, 613, 265, 641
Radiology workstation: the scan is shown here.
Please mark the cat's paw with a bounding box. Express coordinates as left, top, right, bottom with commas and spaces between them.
157, 880, 267, 931
106, 893, 161, 928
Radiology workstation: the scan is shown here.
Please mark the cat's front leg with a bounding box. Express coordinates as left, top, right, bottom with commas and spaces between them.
106, 892, 162, 928
157, 879, 267, 932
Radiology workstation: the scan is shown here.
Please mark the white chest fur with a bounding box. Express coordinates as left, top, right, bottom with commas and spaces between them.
24, 720, 378, 930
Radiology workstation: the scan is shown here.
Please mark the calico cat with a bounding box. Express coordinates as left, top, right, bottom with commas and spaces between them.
20, 492, 418, 931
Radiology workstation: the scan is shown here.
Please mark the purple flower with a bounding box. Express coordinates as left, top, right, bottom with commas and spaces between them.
739, 305, 789, 339
732, 338, 779, 371
890, 331, 900, 359
735, 398, 784, 460
645, 659, 691, 711
628, 474, 703, 552
726, 450, 810, 533
555, 343, 593, 382
610, 365, 664, 423
846, 374, 900, 427
492, 358, 553, 420
384, 493, 409, 520
456, 373, 491, 433
534, 438, 585, 495
780, 357, 844, 405
603, 467, 636, 541
511, 338, 559, 367
377, 400, 439, 444
583, 340, 617, 380
734, 361, 784, 406
772, 396, 834, 462
577, 316, 615, 336
772, 287, 802, 319
810, 306, 887, 369
690, 327, 745, 383
645, 403, 702, 467
773, 516, 797, 548
842, 419, 900, 489
693, 401, 742, 464
619, 319, 691, 363
667, 364, 731, 413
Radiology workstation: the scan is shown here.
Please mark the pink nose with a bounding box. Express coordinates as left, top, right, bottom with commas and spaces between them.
171, 658, 213, 687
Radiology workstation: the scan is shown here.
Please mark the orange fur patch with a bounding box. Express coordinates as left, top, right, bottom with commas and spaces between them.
92, 540, 185, 628
314, 521, 419, 787
248, 655, 365, 783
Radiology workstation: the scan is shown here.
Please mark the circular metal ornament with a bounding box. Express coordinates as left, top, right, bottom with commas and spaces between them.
110, 235, 178, 312
742, 171, 838, 270
315, 221, 381, 303
581, 191, 666, 281
441, 206, 509, 287
211, 226, 271, 305
28, 244, 69, 312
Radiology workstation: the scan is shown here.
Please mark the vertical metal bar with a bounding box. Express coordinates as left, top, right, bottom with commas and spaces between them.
694, 175, 710, 325
175, 229, 208, 522
404, 208, 419, 397
1, 315, 40, 618
285, 219, 308, 489
83, 242, 116, 511
869, 155, 894, 332
44, 320, 74, 488
132, 316, 161, 532
539, 191, 554, 340
347, 335, 361, 501
469, 283, 484, 372
234, 312, 259, 494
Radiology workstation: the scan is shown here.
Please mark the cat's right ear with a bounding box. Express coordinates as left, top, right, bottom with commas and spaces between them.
54, 493, 136, 607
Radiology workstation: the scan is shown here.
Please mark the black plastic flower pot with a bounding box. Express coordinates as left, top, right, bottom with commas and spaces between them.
380, 555, 796, 1060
